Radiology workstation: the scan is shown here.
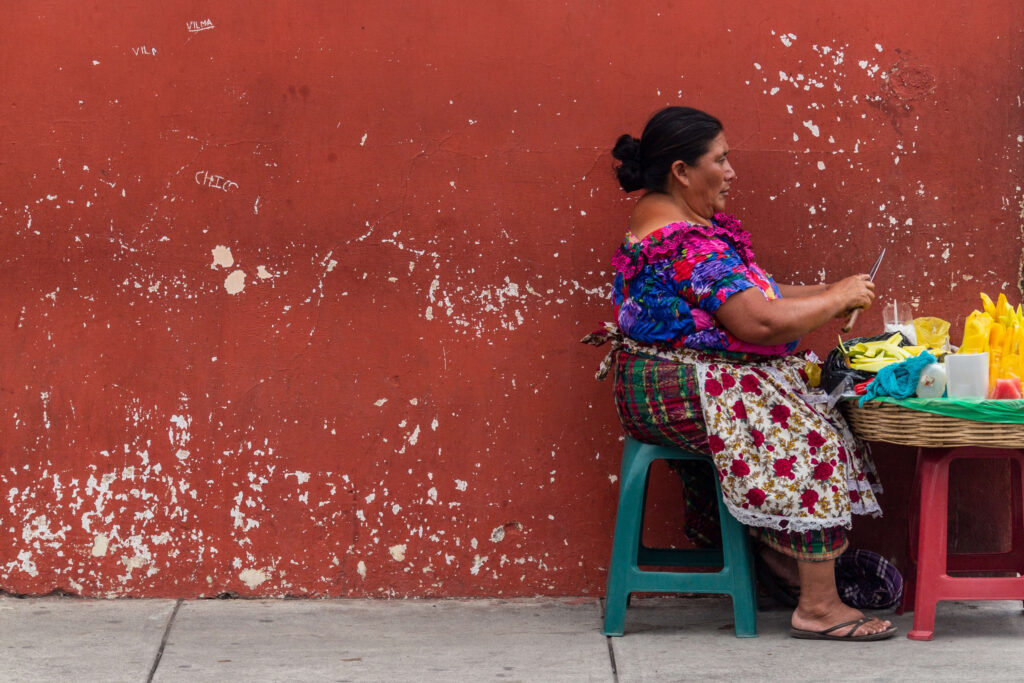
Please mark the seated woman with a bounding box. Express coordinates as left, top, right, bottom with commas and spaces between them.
592, 106, 895, 641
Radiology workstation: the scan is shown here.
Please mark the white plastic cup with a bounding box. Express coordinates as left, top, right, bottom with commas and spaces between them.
945, 353, 989, 399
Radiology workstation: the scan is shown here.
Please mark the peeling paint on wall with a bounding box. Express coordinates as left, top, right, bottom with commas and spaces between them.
0, 3, 1021, 599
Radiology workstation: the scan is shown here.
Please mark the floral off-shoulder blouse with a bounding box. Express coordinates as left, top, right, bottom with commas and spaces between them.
611, 212, 797, 356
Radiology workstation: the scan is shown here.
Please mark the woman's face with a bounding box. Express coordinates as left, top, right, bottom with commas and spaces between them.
682, 132, 735, 218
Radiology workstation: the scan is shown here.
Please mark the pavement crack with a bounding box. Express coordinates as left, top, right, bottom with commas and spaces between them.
147, 599, 183, 683
605, 635, 619, 682
599, 598, 618, 682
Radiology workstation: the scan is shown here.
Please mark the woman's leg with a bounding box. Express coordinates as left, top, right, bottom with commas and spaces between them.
759, 527, 893, 637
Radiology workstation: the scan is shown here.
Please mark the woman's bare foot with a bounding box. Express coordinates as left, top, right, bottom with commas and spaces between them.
791, 600, 893, 637
791, 556, 894, 638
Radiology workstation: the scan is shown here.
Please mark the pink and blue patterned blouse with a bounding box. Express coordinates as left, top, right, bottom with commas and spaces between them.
611, 213, 797, 356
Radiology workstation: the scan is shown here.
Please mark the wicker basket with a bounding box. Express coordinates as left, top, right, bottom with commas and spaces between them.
840, 399, 1024, 448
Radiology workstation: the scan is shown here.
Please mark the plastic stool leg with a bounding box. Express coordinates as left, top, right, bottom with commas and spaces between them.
721, 512, 757, 636
714, 478, 757, 637
909, 452, 950, 641
603, 441, 649, 637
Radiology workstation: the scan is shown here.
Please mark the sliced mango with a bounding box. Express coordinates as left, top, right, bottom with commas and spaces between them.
981, 292, 996, 317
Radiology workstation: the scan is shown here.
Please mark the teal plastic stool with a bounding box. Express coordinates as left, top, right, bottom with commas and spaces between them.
603, 436, 758, 637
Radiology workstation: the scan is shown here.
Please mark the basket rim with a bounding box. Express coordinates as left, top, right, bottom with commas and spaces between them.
844, 397, 1024, 423
840, 399, 1024, 448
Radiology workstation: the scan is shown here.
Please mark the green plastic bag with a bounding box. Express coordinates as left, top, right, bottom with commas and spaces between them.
868, 396, 1024, 424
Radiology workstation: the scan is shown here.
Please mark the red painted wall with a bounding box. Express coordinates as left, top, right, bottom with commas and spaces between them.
2, 2, 1022, 597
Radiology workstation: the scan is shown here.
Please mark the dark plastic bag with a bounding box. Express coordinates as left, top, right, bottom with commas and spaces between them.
820, 331, 913, 395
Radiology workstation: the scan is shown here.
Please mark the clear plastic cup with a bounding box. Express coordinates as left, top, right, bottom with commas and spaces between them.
884, 300, 917, 344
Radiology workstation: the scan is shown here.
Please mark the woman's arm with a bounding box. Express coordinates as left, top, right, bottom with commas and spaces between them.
776, 283, 829, 298
715, 275, 874, 346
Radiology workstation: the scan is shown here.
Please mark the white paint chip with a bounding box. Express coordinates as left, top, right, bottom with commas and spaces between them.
239, 568, 268, 588
257, 265, 273, 279
122, 555, 147, 573
224, 269, 246, 294
91, 534, 109, 557
357, 560, 366, 578
211, 245, 234, 269
389, 544, 407, 561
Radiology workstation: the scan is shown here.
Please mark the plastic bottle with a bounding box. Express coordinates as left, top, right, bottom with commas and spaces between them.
915, 363, 947, 398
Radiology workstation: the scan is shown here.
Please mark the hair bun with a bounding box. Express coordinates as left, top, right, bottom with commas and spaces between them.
612, 134, 644, 193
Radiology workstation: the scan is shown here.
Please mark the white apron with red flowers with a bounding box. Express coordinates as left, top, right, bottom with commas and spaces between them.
696, 356, 882, 532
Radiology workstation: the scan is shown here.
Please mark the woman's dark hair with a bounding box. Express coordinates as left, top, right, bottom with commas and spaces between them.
612, 106, 723, 193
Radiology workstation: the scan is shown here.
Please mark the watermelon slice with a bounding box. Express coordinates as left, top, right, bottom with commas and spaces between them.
991, 378, 1023, 399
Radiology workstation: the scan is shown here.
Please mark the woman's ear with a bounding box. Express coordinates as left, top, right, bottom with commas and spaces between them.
670, 160, 689, 188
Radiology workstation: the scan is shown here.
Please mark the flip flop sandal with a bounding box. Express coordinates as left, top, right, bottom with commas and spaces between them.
790, 617, 898, 641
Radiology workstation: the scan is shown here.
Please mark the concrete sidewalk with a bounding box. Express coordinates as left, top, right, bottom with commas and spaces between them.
3, 595, 1024, 682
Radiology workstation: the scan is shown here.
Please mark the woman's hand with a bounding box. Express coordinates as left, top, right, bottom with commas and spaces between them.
828, 274, 875, 318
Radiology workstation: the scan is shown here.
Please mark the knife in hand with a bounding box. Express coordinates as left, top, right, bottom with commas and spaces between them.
840, 248, 886, 334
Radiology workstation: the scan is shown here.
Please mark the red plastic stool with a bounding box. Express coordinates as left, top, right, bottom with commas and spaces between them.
900, 446, 1024, 640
